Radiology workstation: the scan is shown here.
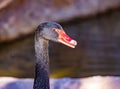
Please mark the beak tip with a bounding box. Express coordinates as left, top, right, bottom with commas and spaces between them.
70, 40, 77, 46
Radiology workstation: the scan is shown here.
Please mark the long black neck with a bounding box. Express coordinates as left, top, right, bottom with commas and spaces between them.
34, 36, 50, 89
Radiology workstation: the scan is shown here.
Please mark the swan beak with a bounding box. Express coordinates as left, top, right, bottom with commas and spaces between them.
55, 29, 77, 48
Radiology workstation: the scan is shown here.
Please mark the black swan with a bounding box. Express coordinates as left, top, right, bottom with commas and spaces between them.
34, 22, 77, 89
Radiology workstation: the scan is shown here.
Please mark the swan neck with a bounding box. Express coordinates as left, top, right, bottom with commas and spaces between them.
35, 38, 49, 63
34, 37, 50, 89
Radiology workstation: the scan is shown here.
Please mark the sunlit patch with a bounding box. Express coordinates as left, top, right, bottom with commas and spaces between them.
79, 76, 116, 89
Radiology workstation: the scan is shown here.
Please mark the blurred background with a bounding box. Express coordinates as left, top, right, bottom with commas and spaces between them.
0, 0, 120, 78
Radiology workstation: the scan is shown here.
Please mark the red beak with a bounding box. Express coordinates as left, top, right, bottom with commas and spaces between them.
55, 29, 77, 48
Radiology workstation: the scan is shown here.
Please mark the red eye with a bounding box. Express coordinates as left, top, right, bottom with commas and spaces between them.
52, 28, 56, 31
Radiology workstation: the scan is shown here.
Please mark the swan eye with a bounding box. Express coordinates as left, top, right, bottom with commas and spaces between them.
52, 28, 56, 31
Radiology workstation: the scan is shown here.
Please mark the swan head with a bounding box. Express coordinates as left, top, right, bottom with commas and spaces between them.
36, 22, 77, 48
